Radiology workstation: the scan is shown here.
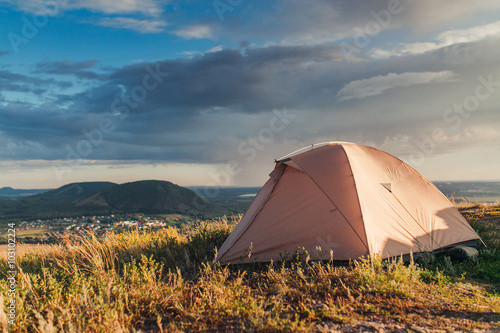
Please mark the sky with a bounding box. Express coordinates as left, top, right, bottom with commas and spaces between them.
0, 0, 499, 189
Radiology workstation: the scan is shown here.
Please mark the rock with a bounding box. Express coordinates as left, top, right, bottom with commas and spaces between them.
446, 246, 478, 261
410, 326, 427, 333
279, 313, 292, 319
266, 289, 280, 296
313, 302, 329, 310
352, 324, 376, 332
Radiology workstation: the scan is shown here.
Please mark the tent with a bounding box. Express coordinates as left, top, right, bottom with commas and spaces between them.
216, 142, 480, 264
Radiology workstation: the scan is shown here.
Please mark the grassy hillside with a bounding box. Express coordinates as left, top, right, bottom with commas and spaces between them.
75, 180, 224, 217
1, 206, 499, 332
0, 182, 116, 220
0, 180, 223, 220
0, 188, 51, 200
32, 182, 116, 202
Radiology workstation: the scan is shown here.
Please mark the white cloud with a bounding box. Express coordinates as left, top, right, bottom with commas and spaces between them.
175, 45, 223, 58
337, 71, 457, 101
437, 21, 500, 45
206, 45, 223, 53
0, 0, 164, 16
70, 0, 163, 16
173, 25, 213, 40
373, 21, 500, 57
93, 17, 167, 33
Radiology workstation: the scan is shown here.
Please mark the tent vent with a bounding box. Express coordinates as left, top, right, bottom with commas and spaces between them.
381, 183, 392, 192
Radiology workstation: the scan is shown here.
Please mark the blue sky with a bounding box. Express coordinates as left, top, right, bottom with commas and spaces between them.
0, 0, 500, 189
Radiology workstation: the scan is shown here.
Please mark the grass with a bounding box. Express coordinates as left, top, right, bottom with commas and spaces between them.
0, 209, 499, 332
0, 244, 56, 261
14, 229, 50, 237
0, 229, 51, 246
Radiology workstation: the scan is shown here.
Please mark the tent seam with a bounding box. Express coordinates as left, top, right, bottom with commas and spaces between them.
340, 145, 371, 256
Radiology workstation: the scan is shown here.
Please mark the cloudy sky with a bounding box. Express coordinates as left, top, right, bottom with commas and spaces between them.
0, 0, 499, 189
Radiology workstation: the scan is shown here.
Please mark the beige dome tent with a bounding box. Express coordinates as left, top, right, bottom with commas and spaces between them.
216, 142, 480, 264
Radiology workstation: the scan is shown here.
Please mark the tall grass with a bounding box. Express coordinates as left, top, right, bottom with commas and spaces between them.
1, 211, 499, 332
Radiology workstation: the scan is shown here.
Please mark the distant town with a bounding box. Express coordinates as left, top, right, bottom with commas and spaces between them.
4, 214, 190, 245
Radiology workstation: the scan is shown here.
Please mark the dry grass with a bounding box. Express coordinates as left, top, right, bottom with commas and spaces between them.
459, 204, 500, 248
0, 211, 499, 332
0, 244, 64, 261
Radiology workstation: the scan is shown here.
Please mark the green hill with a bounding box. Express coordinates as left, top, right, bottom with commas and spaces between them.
30, 181, 116, 202
75, 180, 223, 217
0, 180, 223, 220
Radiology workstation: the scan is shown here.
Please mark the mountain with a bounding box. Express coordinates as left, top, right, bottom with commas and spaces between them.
0, 180, 223, 220
75, 180, 223, 216
0, 187, 52, 199
30, 182, 117, 202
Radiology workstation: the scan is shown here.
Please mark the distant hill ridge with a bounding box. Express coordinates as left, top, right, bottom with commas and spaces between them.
75, 180, 221, 215
0, 187, 53, 199
31, 182, 116, 202
0, 180, 223, 220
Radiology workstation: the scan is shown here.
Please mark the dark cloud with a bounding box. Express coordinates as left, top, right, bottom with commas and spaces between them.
34, 60, 102, 79
0, 70, 73, 95
1, 38, 499, 165
78, 44, 345, 117
244, 44, 343, 64
207, 0, 500, 45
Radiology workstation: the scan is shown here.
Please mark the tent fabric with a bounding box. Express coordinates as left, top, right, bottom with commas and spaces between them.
216, 142, 480, 264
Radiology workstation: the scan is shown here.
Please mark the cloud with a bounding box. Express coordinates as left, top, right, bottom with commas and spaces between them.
91, 44, 345, 117
92, 17, 168, 33
372, 20, 500, 57
438, 21, 500, 45
201, 0, 500, 47
70, 0, 164, 16
1, 38, 499, 168
0, 44, 343, 162
0, 0, 164, 16
173, 25, 213, 40
0, 70, 73, 95
206, 45, 223, 53
34, 60, 101, 79
2, 0, 500, 186
396, 0, 500, 28
0, 51, 9, 56
337, 71, 457, 101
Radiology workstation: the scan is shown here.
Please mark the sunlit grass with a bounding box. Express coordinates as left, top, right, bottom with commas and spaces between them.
0, 210, 499, 332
